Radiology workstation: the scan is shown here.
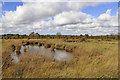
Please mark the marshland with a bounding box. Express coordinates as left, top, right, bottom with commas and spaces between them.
1, 1, 119, 79
1, 33, 118, 78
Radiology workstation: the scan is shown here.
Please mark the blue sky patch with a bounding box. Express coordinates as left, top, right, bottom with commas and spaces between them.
2, 2, 23, 11
82, 2, 118, 17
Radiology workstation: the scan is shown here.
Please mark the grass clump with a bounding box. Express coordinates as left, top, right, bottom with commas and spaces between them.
80, 37, 86, 42
2, 39, 118, 78
11, 45, 16, 52
44, 44, 51, 48
55, 44, 66, 50
51, 44, 55, 52
38, 42, 42, 46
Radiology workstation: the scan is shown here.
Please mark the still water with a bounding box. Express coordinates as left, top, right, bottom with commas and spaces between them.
11, 45, 72, 63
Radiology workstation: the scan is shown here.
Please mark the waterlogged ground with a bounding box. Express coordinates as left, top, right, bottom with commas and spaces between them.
11, 45, 72, 64
2, 39, 118, 78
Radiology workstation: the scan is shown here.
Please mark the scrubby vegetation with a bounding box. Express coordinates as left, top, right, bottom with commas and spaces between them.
1, 32, 118, 40
2, 38, 118, 78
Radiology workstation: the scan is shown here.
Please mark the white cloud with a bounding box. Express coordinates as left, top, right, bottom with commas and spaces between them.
61, 9, 118, 35
0, 4, 2, 8
2, 2, 100, 29
118, 7, 120, 27
26, 9, 118, 35
1, 2, 118, 35
21, 0, 118, 2
96, 9, 118, 27
2, 2, 65, 27
30, 11, 93, 29
97, 9, 112, 21
66, 2, 100, 10
53, 11, 93, 26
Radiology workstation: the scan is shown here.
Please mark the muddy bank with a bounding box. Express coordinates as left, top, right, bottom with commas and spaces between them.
22, 41, 77, 52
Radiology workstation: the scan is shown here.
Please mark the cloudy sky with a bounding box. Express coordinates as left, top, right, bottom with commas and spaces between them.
0, 0, 119, 35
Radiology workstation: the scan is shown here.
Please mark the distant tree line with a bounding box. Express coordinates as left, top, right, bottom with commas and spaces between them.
1, 32, 119, 40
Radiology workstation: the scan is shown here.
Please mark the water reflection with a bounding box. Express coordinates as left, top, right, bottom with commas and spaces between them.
11, 45, 72, 63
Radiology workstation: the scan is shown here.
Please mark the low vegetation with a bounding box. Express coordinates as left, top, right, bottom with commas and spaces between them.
1, 32, 118, 40
2, 38, 118, 78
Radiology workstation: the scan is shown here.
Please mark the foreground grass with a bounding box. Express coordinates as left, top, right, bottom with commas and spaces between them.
2, 39, 118, 78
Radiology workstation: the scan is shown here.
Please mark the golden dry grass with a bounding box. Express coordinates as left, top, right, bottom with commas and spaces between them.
2, 39, 118, 78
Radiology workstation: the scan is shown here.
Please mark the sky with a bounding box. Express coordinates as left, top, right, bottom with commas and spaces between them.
0, 1, 119, 35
